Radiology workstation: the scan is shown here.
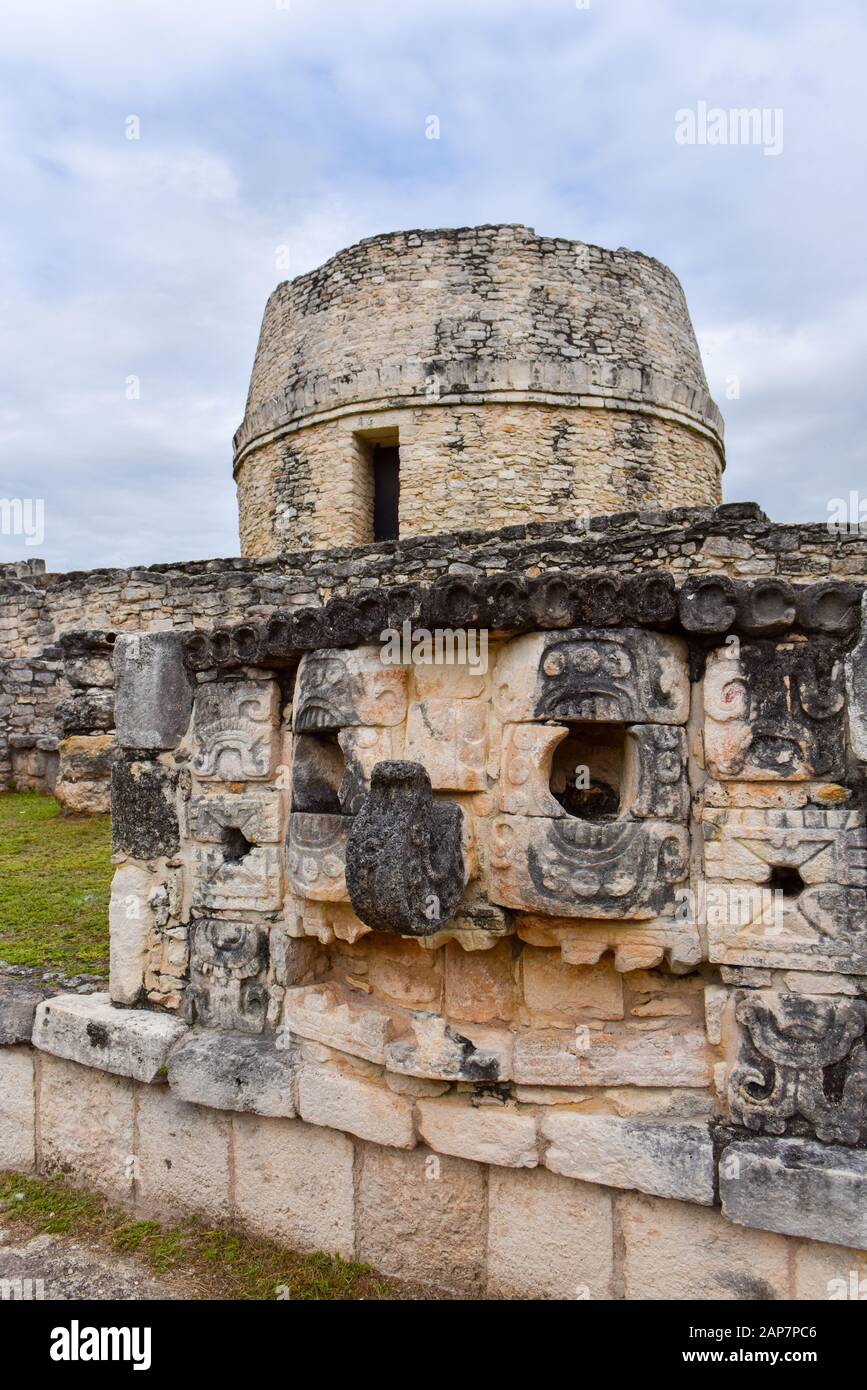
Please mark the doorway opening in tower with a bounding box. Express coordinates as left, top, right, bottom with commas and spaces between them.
373, 443, 400, 541
549, 723, 625, 820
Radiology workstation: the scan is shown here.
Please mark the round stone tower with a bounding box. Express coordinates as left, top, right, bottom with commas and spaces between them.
234, 224, 724, 558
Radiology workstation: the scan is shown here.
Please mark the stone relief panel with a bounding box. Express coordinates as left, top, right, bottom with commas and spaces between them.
493, 629, 690, 726
703, 641, 846, 781
189, 918, 269, 1032
293, 647, 407, 732
727, 990, 867, 1144
286, 812, 351, 902
703, 807, 867, 972
191, 679, 280, 781
404, 699, 488, 791
191, 843, 282, 912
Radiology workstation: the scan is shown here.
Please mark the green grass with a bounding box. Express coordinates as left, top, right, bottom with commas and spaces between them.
0, 1173, 396, 1300
0, 792, 112, 974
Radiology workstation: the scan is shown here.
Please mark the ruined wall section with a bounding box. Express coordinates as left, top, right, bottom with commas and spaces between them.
233, 226, 725, 556
2, 506, 866, 792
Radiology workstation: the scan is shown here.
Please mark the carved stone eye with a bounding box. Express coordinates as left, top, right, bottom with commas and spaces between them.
543, 650, 566, 676
604, 647, 631, 678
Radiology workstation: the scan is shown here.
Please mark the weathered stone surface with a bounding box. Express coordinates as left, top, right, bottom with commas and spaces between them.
191, 679, 280, 780
290, 734, 345, 814
493, 628, 690, 725
286, 812, 350, 902
293, 646, 407, 732
520, 949, 624, 1024
189, 919, 269, 1033
38, 1055, 135, 1198
0, 983, 47, 1045
443, 937, 518, 1024
621, 1191, 791, 1299
490, 814, 689, 919
135, 1083, 231, 1221
513, 1024, 713, 1087
191, 842, 282, 912
282, 983, 394, 1062
404, 700, 488, 791
498, 722, 568, 817
109, 862, 157, 1006
188, 790, 281, 844
623, 724, 689, 820
0, 1047, 35, 1171
703, 641, 846, 781
719, 1137, 867, 1250
111, 755, 180, 858
416, 1096, 537, 1167
793, 1240, 867, 1300
32, 993, 186, 1082
233, 1112, 355, 1257
727, 990, 867, 1144
384, 1012, 511, 1082
355, 1141, 486, 1293
845, 592, 867, 762
346, 761, 467, 934
678, 573, 736, 634
57, 687, 115, 734
703, 806, 867, 973
541, 1113, 714, 1203
114, 632, 194, 751
297, 1062, 415, 1147
487, 1166, 615, 1299
167, 1029, 298, 1116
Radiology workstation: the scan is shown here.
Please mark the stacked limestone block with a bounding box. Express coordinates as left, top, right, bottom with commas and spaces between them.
53, 630, 116, 813
234, 225, 725, 556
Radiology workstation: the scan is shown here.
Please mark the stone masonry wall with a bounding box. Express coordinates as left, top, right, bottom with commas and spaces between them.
233, 226, 725, 557
3, 507, 866, 792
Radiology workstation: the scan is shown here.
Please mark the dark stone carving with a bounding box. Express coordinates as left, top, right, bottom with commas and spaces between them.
421, 575, 486, 629
480, 574, 530, 631
729, 991, 867, 1144
735, 579, 796, 636
111, 755, 180, 858
623, 572, 677, 629
678, 575, 737, 634
576, 575, 624, 627
527, 573, 579, 629
528, 629, 688, 725
183, 630, 213, 672
797, 581, 862, 636
386, 584, 422, 630
345, 761, 466, 935
230, 622, 263, 665
738, 639, 846, 779
189, 918, 269, 1032
625, 724, 690, 820
290, 606, 333, 650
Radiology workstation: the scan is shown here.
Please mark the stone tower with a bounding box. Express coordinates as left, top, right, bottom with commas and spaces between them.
234, 225, 724, 558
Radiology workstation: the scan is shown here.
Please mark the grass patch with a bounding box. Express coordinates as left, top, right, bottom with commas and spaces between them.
0, 792, 111, 974
0, 1172, 398, 1301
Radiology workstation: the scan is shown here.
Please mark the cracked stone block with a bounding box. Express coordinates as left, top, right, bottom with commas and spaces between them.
719, 1137, 867, 1250
282, 983, 395, 1063
384, 1012, 513, 1082
191, 679, 280, 780
297, 1062, 415, 1148
167, 1029, 298, 1116
703, 807, 867, 972
404, 700, 488, 790
416, 1096, 537, 1168
32, 994, 186, 1083
513, 1023, 714, 1088
286, 812, 350, 902
188, 919, 269, 1032
492, 628, 690, 726
114, 632, 194, 751
112, 756, 180, 858
487, 1165, 615, 1299
541, 1113, 714, 1203
520, 949, 624, 1025
489, 814, 689, 919
703, 641, 846, 781
293, 646, 407, 732
191, 843, 282, 912
726, 990, 867, 1144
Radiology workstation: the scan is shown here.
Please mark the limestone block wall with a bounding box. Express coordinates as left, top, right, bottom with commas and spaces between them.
233, 226, 725, 557
2, 1040, 866, 1299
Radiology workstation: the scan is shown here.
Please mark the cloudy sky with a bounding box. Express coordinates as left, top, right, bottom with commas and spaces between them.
1, 0, 865, 570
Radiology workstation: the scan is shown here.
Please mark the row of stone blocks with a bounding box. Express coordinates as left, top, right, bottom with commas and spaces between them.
182, 573, 865, 675
2, 990, 866, 1298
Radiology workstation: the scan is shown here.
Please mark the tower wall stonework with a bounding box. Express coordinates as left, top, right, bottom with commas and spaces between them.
234, 226, 724, 557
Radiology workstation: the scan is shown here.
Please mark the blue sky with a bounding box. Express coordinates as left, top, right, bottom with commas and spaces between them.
1, 0, 865, 570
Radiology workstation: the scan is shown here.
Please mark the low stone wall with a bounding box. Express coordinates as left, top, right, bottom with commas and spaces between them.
1, 998, 866, 1300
